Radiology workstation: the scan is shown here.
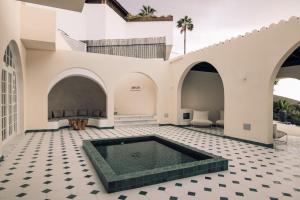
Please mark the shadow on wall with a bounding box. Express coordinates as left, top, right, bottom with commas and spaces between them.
114, 73, 157, 116
181, 69, 224, 123
48, 76, 107, 120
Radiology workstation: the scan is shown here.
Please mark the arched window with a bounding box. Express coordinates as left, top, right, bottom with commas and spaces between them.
1, 46, 17, 141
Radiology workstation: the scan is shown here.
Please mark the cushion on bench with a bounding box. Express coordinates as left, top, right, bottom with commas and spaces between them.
78, 109, 88, 116
64, 109, 75, 117
91, 109, 101, 117
52, 110, 63, 118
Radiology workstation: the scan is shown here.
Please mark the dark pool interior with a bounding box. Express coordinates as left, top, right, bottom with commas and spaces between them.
94, 138, 211, 175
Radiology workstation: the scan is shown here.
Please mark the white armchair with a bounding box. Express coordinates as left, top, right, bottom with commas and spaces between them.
191, 110, 213, 127
216, 111, 224, 127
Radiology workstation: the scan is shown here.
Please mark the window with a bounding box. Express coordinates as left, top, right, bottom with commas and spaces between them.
1, 46, 17, 141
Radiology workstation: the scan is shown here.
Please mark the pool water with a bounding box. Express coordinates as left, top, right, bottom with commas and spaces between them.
83, 135, 228, 192
95, 140, 210, 175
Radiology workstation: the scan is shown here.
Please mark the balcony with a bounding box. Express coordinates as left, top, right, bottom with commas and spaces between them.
21, 4, 56, 50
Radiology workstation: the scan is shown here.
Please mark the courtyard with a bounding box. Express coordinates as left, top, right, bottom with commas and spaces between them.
1, 126, 299, 200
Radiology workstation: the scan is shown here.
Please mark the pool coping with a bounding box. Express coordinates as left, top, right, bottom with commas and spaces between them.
83, 135, 228, 193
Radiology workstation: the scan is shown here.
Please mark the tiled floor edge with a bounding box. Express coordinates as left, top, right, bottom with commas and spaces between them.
24, 125, 114, 133
165, 124, 274, 148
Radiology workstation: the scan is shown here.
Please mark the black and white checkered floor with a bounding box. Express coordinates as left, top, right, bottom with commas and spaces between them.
0, 126, 300, 200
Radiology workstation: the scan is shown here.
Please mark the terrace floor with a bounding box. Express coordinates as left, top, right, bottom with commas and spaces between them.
0, 126, 300, 200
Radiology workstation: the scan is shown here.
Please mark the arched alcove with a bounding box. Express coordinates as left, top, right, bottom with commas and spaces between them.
48, 76, 107, 120
179, 62, 225, 128
114, 73, 157, 116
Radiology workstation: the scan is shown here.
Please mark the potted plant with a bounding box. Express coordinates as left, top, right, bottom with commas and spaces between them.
278, 100, 290, 122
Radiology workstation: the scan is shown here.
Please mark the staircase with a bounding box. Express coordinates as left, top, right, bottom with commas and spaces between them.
114, 115, 158, 127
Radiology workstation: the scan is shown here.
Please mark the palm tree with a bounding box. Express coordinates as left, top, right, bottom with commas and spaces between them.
177, 16, 194, 54
139, 5, 156, 17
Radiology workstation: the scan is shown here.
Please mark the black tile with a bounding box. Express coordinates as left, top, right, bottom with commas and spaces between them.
139, 191, 147, 195
66, 194, 77, 199
87, 181, 95, 185
90, 190, 100, 195
158, 187, 166, 191
20, 184, 29, 188
43, 180, 52, 185
282, 192, 292, 197
235, 192, 244, 196
16, 193, 26, 197
220, 197, 228, 200
66, 185, 74, 189
42, 189, 51, 193
118, 195, 127, 200
188, 191, 195, 196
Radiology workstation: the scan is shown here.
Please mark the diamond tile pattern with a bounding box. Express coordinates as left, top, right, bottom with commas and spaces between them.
0, 126, 299, 200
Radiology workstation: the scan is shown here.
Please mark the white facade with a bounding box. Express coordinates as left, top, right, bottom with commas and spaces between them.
3, 0, 300, 158
56, 4, 173, 45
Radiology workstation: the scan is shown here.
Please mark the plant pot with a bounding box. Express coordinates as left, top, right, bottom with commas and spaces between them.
292, 117, 300, 126
279, 110, 288, 122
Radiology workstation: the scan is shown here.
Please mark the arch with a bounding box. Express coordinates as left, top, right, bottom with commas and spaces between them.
114, 72, 158, 116
269, 41, 300, 92
269, 41, 300, 127
176, 61, 225, 125
177, 61, 225, 96
48, 68, 107, 94
48, 76, 107, 120
1, 40, 24, 143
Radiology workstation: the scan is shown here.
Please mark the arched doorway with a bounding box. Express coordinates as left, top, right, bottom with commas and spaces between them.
271, 46, 300, 138
179, 62, 225, 135
1, 41, 23, 143
48, 76, 107, 120
114, 73, 157, 126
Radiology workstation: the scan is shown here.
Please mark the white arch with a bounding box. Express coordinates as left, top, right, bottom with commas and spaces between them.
48, 68, 107, 94
175, 61, 226, 125
113, 72, 158, 116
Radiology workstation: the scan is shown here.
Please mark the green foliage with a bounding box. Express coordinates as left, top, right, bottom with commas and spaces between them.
273, 99, 289, 112
177, 16, 194, 33
274, 99, 300, 122
138, 5, 157, 17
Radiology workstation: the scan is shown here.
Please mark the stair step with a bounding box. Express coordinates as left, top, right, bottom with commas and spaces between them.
114, 115, 157, 127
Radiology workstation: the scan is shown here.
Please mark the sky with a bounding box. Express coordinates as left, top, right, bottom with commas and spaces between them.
118, 0, 300, 56
274, 78, 300, 101
119, 0, 300, 101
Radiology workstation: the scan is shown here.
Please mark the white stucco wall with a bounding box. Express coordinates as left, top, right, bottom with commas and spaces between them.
25, 50, 171, 130
3, 0, 300, 150
114, 73, 157, 116
0, 0, 26, 156
170, 17, 300, 145
181, 71, 224, 122
56, 9, 87, 39
56, 3, 173, 44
